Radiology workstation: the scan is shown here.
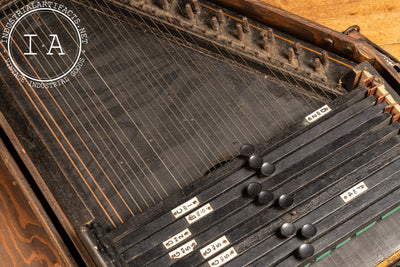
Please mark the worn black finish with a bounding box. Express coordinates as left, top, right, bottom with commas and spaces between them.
1, 0, 400, 266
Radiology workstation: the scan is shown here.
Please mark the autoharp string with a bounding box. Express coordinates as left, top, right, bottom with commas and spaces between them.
81, 0, 263, 150
157, 1, 325, 114
77, 0, 262, 169
8, 0, 234, 221
64, 1, 238, 186
71, 1, 268, 170
171, 3, 331, 110
95, 0, 281, 138
84, 0, 324, 213
69, 1, 240, 167
62, 8, 233, 174
98, 0, 324, 138
76, 0, 338, 219
0, 21, 115, 225
12, 1, 153, 214
10, 0, 176, 216
4, 3, 125, 226
6, 1, 169, 224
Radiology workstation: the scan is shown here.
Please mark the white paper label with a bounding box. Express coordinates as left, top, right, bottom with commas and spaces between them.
185, 203, 213, 224
171, 197, 200, 218
201, 236, 230, 259
169, 239, 197, 259
305, 105, 332, 123
340, 182, 368, 203
207, 247, 238, 267
163, 228, 192, 250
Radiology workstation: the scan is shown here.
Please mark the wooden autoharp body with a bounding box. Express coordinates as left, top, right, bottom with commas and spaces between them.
0, 0, 399, 266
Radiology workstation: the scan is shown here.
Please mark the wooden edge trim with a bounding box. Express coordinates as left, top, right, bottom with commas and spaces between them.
0, 112, 95, 267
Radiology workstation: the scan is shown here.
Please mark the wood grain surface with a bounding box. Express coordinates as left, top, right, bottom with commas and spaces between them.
261, 0, 400, 59
0, 156, 66, 266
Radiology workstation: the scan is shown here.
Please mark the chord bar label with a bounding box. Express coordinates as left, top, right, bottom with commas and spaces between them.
207, 247, 238, 267
163, 228, 192, 250
168, 239, 197, 259
200, 235, 230, 259
185, 203, 213, 224
305, 105, 332, 123
340, 181, 368, 203
171, 197, 199, 218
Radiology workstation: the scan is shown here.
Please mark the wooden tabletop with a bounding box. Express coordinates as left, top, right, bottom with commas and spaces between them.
261, 0, 400, 59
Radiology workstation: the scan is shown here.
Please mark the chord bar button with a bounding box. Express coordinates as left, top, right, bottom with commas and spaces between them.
246, 182, 262, 197
280, 222, 296, 237
240, 144, 255, 157
261, 162, 275, 176
300, 223, 317, 239
278, 194, 293, 208
257, 190, 274, 205
248, 155, 263, 169
297, 244, 314, 259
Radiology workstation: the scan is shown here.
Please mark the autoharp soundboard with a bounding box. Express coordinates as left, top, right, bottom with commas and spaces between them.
0, 0, 400, 266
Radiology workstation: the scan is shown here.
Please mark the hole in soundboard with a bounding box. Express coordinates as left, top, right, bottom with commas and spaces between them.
203, 158, 232, 176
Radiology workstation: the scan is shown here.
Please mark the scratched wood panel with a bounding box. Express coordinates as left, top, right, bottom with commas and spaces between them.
0, 157, 66, 267
261, 0, 400, 59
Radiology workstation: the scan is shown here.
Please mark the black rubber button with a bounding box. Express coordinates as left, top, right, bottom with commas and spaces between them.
257, 190, 274, 205
297, 244, 314, 259
280, 222, 296, 237
278, 194, 293, 208
240, 144, 255, 157
246, 182, 262, 197
301, 223, 317, 239
260, 162, 275, 176
249, 155, 263, 169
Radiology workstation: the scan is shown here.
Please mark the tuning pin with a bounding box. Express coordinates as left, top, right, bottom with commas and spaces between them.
211, 16, 220, 31
294, 42, 302, 54
192, 0, 200, 14
314, 58, 322, 72
242, 16, 250, 33
262, 35, 269, 52
185, 3, 194, 20
321, 50, 329, 66
267, 29, 275, 44
288, 47, 295, 64
236, 23, 244, 41
161, 0, 170, 10
217, 9, 225, 24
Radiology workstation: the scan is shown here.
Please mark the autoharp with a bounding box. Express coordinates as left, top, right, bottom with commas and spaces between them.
0, 0, 399, 266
